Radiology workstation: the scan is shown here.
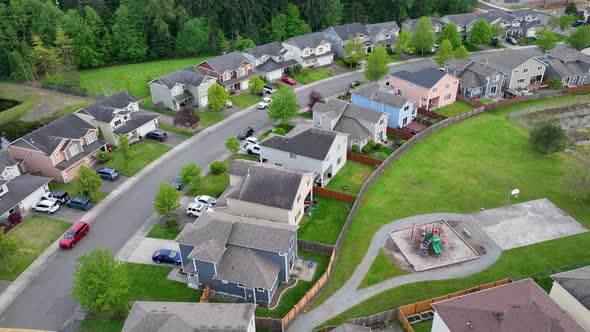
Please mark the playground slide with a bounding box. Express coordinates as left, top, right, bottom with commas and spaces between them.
432, 236, 443, 255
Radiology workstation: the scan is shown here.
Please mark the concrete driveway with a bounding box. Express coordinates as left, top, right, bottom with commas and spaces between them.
127, 237, 178, 266
160, 132, 187, 147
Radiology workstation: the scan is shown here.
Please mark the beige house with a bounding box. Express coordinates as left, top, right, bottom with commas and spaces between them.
550, 266, 590, 331
216, 160, 314, 226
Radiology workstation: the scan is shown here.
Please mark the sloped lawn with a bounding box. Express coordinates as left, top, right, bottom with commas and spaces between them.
103, 141, 171, 176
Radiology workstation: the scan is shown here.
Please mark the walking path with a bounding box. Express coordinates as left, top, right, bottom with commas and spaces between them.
287, 212, 502, 331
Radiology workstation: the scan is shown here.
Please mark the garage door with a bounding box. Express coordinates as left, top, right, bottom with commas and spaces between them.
200, 95, 208, 108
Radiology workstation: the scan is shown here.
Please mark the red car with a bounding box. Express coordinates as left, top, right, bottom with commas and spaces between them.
60, 221, 89, 249
281, 76, 297, 85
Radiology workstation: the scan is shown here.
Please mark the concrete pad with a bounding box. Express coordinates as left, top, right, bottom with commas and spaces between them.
127, 237, 178, 265
472, 198, 587, 250
290, 257, 317, 282
160, 132, 187, 147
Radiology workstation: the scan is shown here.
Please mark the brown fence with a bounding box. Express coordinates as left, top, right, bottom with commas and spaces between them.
199, 283, 210, 303
386, 127, 414, 140
456, 93, 484, 108
346, 151, 383, 166
298, 240, 335, 256
313, 186, 357, 203
256, 317, 283, 332
417, 107, 447, 120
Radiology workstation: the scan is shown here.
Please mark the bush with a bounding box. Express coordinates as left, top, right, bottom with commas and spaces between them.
165, 216, 178, 228
546, 78, 565, 90
210, 161, 226, 175
97, 151, 112, 163
374, 143, 382, 150
369, 152, 388, 160
367, 140, 376, 150
361, 145, 372, 154
529, 121, 569, 154
399, 139, 407, 145
274, 128, 286, 136
351, 145, 360, 153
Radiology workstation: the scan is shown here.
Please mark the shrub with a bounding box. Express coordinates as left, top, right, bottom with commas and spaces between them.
165, 216, 178, 228
369, 152, 388, 160
374, 143, 382, 150
546, 78, 565, 90
97, 151, 112, 163
274, 128, 286, 135
530, 121, 569, 154
210, 161, 226, 175
351, 145, 360, 153
399, 139, 407, 145
367, 140, 377, 150
361, 145, 372, 154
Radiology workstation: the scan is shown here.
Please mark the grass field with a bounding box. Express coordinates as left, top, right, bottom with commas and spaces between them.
186, 154, 259, 197
292, 68, 335, 85
231, 93, 261, 109
198, 110, 227, 126
103, 141, 171, 177
477, 99, 494, 104
412, 320, 433, 332
326, 161, 376, 195
0, 216, 70, 281
79, 55, 213, 98
311, 99, 590, 317
358, 249, 409, 289
298, 198, 351, 245
434, 101, 473, 117
159, 123, 193, 137
387, 54, 405, 63
146, 223, 181, 240
49, 181, 107, 204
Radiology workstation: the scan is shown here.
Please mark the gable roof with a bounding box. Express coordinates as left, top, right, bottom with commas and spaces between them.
433, 279, 585, 332
214, 246, 280, 289
366, 21, 400, 36
485, 49, 542, 71
352, 84, 410, 108
441, 12, 479, 26
79, 91, 139, 123
244, 42, 287, 58
327, 22, 370, 40
402, 17, 442, 30
391, 68, 454, 89
343, 103, 384, 123
552, 266, 590, 310
334, 116, 372, 142
200, 51, 250, 74
546, 46, 590, 64
260, 126, 341, 160
123, 301, 255, 332
312, 98, 348, 120
0, 155, 19, 171
152, 66, 208, 89
508, 9, 539, 18
113, 111, 159, 135
479, 10, 517, 24
284, 32, 329, 50
0, 174, 52, 216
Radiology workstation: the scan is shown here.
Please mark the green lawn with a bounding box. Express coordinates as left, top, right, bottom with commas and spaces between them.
231, 93, 261, 109
311, 102, 590, 316
49, 181, 107, 204
79, 55, 213, 98
326, 161, 376, 195
0, 216, 70, 280
299, 112, 313, 119
258, 129, 273, 140
477, 99, 494, 105
412, 320, 433, 332
146, 223, 181, 240
387, 54, 405, 63
103, 141, 172, 177
358, 249, 409, 289
298, 198, 351, 245
276, 123, 295, 134
198, 110, 227, 126
334, 59, 359, 71
255, 251, 330, 318
78, 263, 202, 332
159, 123, 193, 137
186, 154, 259, 197
292, 68, 335, 85
433, 101, 473, 117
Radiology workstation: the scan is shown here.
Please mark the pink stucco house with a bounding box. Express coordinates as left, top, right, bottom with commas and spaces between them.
389, 68, 459, 110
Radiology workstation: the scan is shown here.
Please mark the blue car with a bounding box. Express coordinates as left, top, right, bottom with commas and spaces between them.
65, 197, 93, 210
96, 167, 119, 181
152, 249, 181, 265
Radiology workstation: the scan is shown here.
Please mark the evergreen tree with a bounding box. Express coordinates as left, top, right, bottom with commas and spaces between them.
234, 35, 256, 52
323, 0, 344, 28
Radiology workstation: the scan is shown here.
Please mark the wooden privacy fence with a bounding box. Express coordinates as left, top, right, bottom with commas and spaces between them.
346, 151, 383, 166
298, 240, 335, 256
255, 317, 283, 332
456, 93, 484, 107
386, 127, 414, 140
417, 107, 447, 120
199, 283, 210, 303
313, 186, 357, 203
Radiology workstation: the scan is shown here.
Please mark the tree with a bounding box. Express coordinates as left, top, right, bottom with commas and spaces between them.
536, 30, 557, 52
31, 35, 61, 77
565, 2, 579, 16
343, 35, 365, 67
562, 163, 590, 201
249, 76, 264, 95
60, 7, 106, 68
568, 25, 590, 50
118, 134, 133, 167
173, 107, 200, 131
546, 77, 565, 89
322, 0, 344, 28
435, 39, 454, 66
469, 19, 491, 46
0, 232, 17, 272
179, 162, 202, 188
267, 85, 299, 124
438, 23, 462, 49
269, 4, 310, 41
72, 248, 128, 312
454, 44, 470, 59
364, 45, 389, 84
234, 35, 255, 51
225, 136, 241, 157
307, 90, 322, 110
529, 122, 569, 154
175, 17, 210, 56
411, 17, 435, 55
75, 165, 103, 201
207, 84, 230, 112
111, 4, 147, 62
153, 182, 181, 221
558, 15, 577, 32
395, 30, 411, 55
490, 22, 504, 45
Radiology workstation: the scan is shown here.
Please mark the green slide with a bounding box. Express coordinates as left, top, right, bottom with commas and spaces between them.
432, 236, 443, 255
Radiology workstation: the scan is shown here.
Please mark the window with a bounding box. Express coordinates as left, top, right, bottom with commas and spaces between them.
445, 83, 450, 89
432, 87, 438, 92
537, 66, 543, 71
493, 75, 500, 82
380, 119, 384, 124
403, 117, 408, 125
407, 82, 414, 87
114, 119, 122, 127
297, 193, 301, 203
318, 47, 324, 53
86, 131, 97, 144
256, 287, 265, 292
453, 81, 457, 85
403, 105, 410, 111
304, 49, 310, 57
237, 283, 244, 287
443, 93, 452, 101
289, 153, 297, 159
238, 68, 245, 76
523, 68, 528, 73
295, 210, 302, 221
221, 280, 228, 284
517, 78, 525, 84
337, 156, 342, 165
69, 144, 79, 156
515, 69, 519, 73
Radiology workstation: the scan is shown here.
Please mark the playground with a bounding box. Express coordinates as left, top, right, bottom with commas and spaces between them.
389, 220, 480, 272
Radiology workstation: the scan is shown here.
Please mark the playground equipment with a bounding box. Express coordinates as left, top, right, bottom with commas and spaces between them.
417, 223, 444, 255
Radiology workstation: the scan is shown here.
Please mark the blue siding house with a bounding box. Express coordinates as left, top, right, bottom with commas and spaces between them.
351, 84, 416, 128
175, 211, 297, 305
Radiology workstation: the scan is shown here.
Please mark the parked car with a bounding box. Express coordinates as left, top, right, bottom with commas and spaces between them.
237, 127, 255, 140
226, 100, 233, 108
281, 76, 297, 85
152, 249, 181, 265
171, 176, 183, 190
59, 221, 89, 249
145, 130, 168, 142
350, 80, 361, 88
403, 48, 414, 55
96, 167, 119, 181
186, 202, 211, 217
194, 195, 217, 207
65, 197, 93, 210
245, 142, 260, 156
243, 137, 259, 148
41, 190, 69, 205
257, 97, 272, 109
32, 199, 60, 214
263, 84, 276, 94
572, 20, 586, 28
505, 36, 518, 45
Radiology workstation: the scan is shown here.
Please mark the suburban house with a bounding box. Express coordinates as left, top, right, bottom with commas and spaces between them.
243, 42, 298, 81
259, 126, 348, 186
445, 58, 506, 98
148, 66, 216, 110
217, 160, 314, 226
486, 49, 546, 91
389, 68, 459, 110
366, 21, 400, 51
175, 211, 297, 304
123, 301, 256, 332
479, 9, 543, 38
508, 8, 551, 25
7, 114, 106, 183
0, 155, 51, 220
431, 279, 585, 332
196, 51, 254, 92
440, 13, 479, 39
351, 84, 415, 128
538, 47, 590, 87
323, 22, 373, 58
282, 32, 334, 68
75, 91, 160, 146
550, 266, 590, 331
401, 17, 443, 34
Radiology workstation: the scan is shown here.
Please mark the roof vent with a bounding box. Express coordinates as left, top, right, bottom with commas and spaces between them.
494, 312, 504, 321
466, 321, 473, 329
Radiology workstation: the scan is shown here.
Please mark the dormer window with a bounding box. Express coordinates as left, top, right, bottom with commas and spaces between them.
223, 72, 231, 80
87, 131, 97, 144
114, 119, 122, 127
69, 144, 80, 156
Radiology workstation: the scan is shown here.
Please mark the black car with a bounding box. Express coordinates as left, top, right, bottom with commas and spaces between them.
572, 21, 586, 28
42, 190, 70, 204
350, 80, 361, 88
145, 130, 168, 142
66, 197, 93, 210
237, 127, 255, 140
505, 36, 518, 45
171, 176, 183, 190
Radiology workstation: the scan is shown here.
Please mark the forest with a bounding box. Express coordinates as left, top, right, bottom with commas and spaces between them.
0, 0, 477, 82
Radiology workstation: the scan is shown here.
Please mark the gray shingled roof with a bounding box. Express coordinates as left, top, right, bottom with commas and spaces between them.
328, 22, 370, 40
55, 139, 106, 171
214, 246, 280, 289
0, 174, 52, 216
403, 17, 442, 30
284, 32, 329, 50
228, 159, 257, 178
457, 70, 485, 88
0, 155, 18, 171
113, 111, 159, 135
352, 84, 410, 108
479, 10, 517, 24
547, 46, 590, 63
80, 91, 139, 123
255, 58, 298, 73
343, 103, 384, 123
442, 13, 479, 26
153, 66, 207, 89
391, 68, 452, 89
545, 59, 587, 78
334, 116, 371, 142
259, 127, 340, 160
509, 9, 539, 18
366, 21, 400, 36
312, 99, 348, 120
486, 49, 542, 71
552, 266, 590, 310
244, 42, 286, 59
201, 51, 250, 74
122, 301, 255, 332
